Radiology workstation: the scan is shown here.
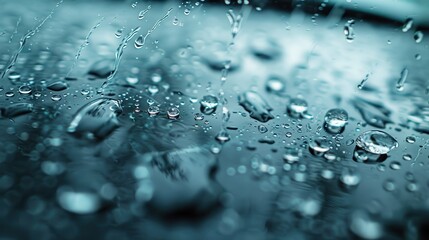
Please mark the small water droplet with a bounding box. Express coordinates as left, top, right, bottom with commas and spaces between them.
344, 19, 355, 42
402, 154, 412, 161
258, 125, 268, 133
115, 28, 123, 38
147, 106, 160, 116
406, 135, 416, 143
340, 168, 361, 187
389, 161, 401, 170
383, 179, 396, 192
396, 67, 408, 91
265, 76, 285, 94
194, 113, 204, 121
324, 108, 348, 133
184, 8, 191, 15
309, 138, 331, 155
57, 189, 101, 215
216, 130, 230, 143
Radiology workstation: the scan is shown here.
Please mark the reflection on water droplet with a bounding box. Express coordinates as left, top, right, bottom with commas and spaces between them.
309, 138, 331, 155
147, 106, 160, 116
356, 130, 398, 154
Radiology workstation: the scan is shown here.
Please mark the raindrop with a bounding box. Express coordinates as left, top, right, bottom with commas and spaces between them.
349, 211, 384, 239
51, 94, 62, 101
287, 98, 308, 118
5, 91, 15, 97
309, 138, 331, 155
356, 130, 398, 154
258, 125, 268, 133
396, 67, 408, 91
357, 73, 370, 90
402, 18, 413, 32
194, 113, 204, 121
18, 85, 32, 94
167, 107, 180, 119
134, 35, 144, 49
147, 106, 160, 116
383, 179, 396, 192
67, 98, 122, 140
414, 31, 424, 43
406, 135, 416, 143
324, 108, 348, 133
115, 28, 123, 38
200, 95, 218, 115
8, 71, 21, 80
47, 81, 68, 91
402, 154, 412, 161
147, 85, 159, 95
265, 76, 285, 95
344, 19, 355, 42
390, 161, 401, 170
239, 91, 274, 122
184, 8, 191, 15
216, 130, 230, 143
283, 147, 301, 163
340, 168, 361, 188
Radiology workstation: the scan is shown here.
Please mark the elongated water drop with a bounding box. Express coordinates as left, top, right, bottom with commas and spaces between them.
344, 19, 355, 42
47, 81, 68, 91
396, 67, 408, 91
414, 31, 424, 43
358, 73, 370, 90
1, 103, 33, 118
402, 18, 413, 32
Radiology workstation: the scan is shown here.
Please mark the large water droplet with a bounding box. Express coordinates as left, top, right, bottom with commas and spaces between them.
238, 91, 274, 122
356, 130, 398, 154
67, 98, 123, 141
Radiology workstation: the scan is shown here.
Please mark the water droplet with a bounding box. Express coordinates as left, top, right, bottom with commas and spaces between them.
115, 28, 123, 38
258, 125, 268, 133
172, 17, 179, 25
5, 91, 15, 97
309, 138, 331, 155
250, 34, 282, 60
402, 154, 412, 161
200, 95, 218, 115
414, 31, 424, 43
383, 179, 396, 192
340, 168, 361, 187
406, 135, 416, 143
0, 103, 33, 118
265, 76, 285, 95
8, 71, 21, 80
406, 182, 419, 192
216, 130, 230, 143
358, 73, 370, 90
67, 98, 122, 141
47, 81, 68, 91
396, 67, 408, 91
134, 35, 144, 49
344, 19, 355, 42
287, 98, 308, 118
390, 161, 401, 170
18, 85, 32, 94
57, 189, 101, 214
167, 107, 180, 119
194, 113, 204, 121
51, 94, 62, 101
349, 210, 384, 239
402, 18, 413, 32
147, 106, 160, 116
147, 85, 159, 95
238, 91, 274, 122
283, 147, 301, 163
184, 8, 191, 15
356, 130, 398, 154
324, 108, 348, 133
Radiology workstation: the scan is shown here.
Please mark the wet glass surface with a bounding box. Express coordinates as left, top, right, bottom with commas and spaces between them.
0, 0, 429, 239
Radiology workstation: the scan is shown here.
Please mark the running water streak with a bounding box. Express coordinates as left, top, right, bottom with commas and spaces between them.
0, 0, 64, 79
139, 8, 173, 47
107, 8, 172, 82
106, 26, 142, 81
68, 16, 105, 76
